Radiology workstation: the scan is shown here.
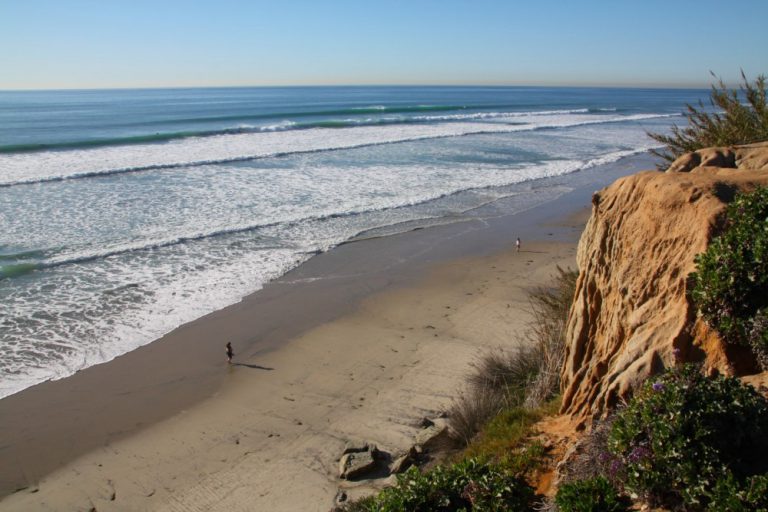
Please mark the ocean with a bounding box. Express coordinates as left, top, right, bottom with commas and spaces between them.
0, 85, 708, 398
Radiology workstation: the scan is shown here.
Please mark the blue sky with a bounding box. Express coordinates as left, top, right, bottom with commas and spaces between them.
1, 0, 766, 89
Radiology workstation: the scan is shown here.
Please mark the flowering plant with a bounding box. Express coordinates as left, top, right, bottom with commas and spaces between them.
690, 186, 768, 369
608, 364, 768, 509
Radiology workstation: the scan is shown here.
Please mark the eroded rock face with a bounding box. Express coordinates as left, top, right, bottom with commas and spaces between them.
666, 141, 768, 173
735, 142, 768, 171
560, 143, 768, 423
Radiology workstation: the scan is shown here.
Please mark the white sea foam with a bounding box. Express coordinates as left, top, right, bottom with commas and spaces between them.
0, 135, 659, 399
0, 246, 308, 398
257, 120, 297, 131
0, 104, 676, 399
0, 112, 675, 186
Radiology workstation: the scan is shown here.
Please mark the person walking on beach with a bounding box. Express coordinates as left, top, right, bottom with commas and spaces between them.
226, 342, 234, 364
516, 237, 521, 252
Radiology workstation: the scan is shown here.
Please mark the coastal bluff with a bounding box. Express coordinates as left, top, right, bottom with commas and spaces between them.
560, 142, 768, 423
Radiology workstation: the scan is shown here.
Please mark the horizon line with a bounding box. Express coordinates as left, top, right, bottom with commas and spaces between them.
0, 81, 714, 93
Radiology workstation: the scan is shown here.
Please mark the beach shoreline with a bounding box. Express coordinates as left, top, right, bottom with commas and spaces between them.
0, 153, 655, 509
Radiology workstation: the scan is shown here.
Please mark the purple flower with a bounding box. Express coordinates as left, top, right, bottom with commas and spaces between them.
628, 446, 650, 464
652, 382, 664, 392
609, 459, 625, 477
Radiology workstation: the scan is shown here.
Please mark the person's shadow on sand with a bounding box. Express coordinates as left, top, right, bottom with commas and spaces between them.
232, 363, 274, 371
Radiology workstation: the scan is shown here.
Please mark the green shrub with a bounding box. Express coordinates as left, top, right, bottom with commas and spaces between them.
748, 309, 768, 370
334, 495, 378, 512
689, 186, 768, 359
364, 458, 535, 511
608, 364, 768, 510
707, 473, 768, 512
554, 476, 631, 512
649, 72, 768, 167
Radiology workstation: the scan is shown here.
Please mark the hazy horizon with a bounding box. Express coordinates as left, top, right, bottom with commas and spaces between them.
0, 82, 714, 93
1, 0, 766, 91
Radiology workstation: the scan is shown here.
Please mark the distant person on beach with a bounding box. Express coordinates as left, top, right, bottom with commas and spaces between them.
226, 342, 234, 364
516, 237, 521, 252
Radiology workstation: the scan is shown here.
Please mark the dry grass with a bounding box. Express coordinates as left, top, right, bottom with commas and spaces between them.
447, 267, 577, 445
523, 266, 577, 409
448, 386, 507, 446
449, 346, 539, 445
557, 415, 616, 485
467, 346, 542, 404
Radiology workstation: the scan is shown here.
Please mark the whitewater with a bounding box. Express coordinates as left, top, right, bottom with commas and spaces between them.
0, 86, 708, 398
0, 111, 672, 186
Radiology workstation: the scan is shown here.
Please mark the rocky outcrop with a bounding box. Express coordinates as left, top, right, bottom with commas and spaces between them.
666, 142, 768, 173
338, 442, 384, 480
413, 417, 453, 453
389, 446, 418, 474
332, 415, 454, 506
560, 142, 768, 423
339, 450, 379, 480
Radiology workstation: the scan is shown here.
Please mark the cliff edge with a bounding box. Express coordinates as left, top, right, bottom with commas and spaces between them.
560, 142, 768, 423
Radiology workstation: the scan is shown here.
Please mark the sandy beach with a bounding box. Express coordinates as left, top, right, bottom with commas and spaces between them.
0, 156, 650, 511
3, 238, 578, 511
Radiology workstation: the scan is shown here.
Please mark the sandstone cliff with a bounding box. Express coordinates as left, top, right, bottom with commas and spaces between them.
560, 142, 768, 423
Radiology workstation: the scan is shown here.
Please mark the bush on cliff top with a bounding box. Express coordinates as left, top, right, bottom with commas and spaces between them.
648, 72, 768, 167
689, 186, 768, 366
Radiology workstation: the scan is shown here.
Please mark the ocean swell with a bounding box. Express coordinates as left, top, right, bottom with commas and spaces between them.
0, 107, 592, 154
0, 112, 676, 187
